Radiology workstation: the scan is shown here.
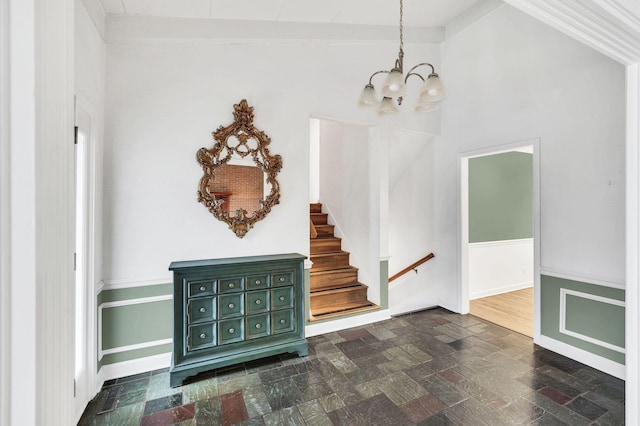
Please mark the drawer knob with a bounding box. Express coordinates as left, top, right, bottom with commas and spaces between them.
228, 303, 235, 309
279, 277, 285, 282
280, 319, 286, 324
255, 323, 261, 329
255, 280, 261, 285
229, 283, 235, 288
279, 296, 285, 301
199, 286, 206, 291
199, 333, 206, 339
255, 299, 261, 305
199, 307, 206, 313
228, 328, 235, 334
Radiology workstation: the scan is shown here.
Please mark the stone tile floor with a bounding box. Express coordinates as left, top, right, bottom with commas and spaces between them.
78, 308, 625, 425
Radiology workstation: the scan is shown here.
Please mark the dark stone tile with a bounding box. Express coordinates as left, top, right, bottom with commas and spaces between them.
140, 403, 195, 426
592, 380, 625, 403
335, 339, 375, 360
117, 388, 147, 407
416, 412, 456, 425
325, 407, 357, 426
498, 398, 544, 424
220, 390, 249, 425
263, 377, 303, 410
445, 397, 507, 426
530, 412, 569, 426
292, 373, 333, 402
401, 394, 447, 422
194, 397, 223, 425
421, 373, 468, 407
539, 386, 572, 405
143, 393, 183, 415
439, 369, 464, 383
258, 364, 299, 384
566, 396, 608, 421
351, 352, 389, 368
338, 327, 375, 341
344, 393, 412, 426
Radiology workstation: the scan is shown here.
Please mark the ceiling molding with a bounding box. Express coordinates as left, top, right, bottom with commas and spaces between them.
104, 15, 445, 45
504, 0, 640, 64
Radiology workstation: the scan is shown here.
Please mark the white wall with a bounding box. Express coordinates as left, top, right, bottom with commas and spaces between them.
318, 120, 381, 303
103, 29, 441, 284
436, 4, 626, 310
468, 239, 533, 299
387, 128, 439, 314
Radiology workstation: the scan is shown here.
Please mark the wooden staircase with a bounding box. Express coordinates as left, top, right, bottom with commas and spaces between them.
309, 203, 379, 320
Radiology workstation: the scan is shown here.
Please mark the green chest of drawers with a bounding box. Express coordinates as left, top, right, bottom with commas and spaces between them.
169, 253, 308, 387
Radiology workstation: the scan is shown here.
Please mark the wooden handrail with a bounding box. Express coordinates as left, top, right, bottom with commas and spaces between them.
388, 252, 435, 283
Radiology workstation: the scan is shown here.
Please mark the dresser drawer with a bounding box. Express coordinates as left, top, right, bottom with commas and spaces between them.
187, 322, 216, 351
219, 294, 243, 318
246, 314, 270, 339
246, 274, 269, 290
218, 318, 244, 345
246, 290, 269, 314
219, 277, 244, 293
187, 297, 216, 323
271, 287, 293, 310
271, 271, 294, 287
187, 280, 216, 298
271, 309, 294, 334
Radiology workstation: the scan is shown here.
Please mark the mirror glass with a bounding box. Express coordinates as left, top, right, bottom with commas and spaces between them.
197, 100, 282, 238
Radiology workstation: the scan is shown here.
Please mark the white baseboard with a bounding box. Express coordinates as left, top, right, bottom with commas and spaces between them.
536, 334, 625, 380
96, 352, 171, 392
305, 309, 391, 337
470, 281, 533, 300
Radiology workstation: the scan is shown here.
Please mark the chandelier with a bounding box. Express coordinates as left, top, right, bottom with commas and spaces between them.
358, 0, 447, 114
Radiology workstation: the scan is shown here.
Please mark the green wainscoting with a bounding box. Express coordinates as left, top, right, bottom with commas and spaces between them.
541, 275, 625, 365
98, 283, 173, 369
469, 151, 533, 243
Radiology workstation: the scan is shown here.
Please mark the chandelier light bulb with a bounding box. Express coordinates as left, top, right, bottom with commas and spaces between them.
381, 69, 408, 98
358, 84, 379, 108
419, 74, 447, 103
377, 97, 399, 115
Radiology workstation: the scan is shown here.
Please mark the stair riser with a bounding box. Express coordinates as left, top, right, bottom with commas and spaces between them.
310, 213, 328, 225
310, 203, 322, 213
310, 254, 350, 271
310, 240, 342, 254
310, 287, 369, 310
310, 270, 359, 291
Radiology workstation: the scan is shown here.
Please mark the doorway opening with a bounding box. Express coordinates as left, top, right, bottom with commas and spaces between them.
459, 140, 540, 339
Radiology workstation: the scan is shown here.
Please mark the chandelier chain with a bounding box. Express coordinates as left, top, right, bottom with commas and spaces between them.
399, 0, 404, 50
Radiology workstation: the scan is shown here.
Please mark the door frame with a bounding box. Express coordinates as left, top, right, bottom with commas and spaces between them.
74, 94, 98, 422
458, 139, 541, 341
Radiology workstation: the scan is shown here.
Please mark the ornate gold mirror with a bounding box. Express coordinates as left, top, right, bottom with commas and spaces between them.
197, 100, 282, 238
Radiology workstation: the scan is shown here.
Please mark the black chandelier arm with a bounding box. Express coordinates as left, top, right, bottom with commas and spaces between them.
404, 62, 436, 83
367, 70, 390, 86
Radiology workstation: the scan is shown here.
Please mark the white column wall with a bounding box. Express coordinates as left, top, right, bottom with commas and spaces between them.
436, 4, 626, 310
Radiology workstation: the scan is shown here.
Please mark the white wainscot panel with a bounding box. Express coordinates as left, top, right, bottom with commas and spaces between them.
469, 238, 533, 299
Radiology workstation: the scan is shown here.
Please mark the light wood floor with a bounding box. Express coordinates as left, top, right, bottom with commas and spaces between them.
469, 287, 533, 338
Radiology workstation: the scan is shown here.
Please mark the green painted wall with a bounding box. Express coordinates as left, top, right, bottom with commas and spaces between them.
541, 275, 625, 365
469, 151, 533, 243
98, 283, 173, 369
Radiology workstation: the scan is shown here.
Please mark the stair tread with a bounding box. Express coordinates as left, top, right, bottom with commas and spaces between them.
310, 266, 358, 276
310, 283, 368, 295
311, 302, 380, 317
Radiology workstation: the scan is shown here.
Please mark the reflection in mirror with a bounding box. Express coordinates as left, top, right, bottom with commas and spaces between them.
197, 100, 282, 238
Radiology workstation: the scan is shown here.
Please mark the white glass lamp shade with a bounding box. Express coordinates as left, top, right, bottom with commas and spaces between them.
381, 69, 407, 98
358, 84, 379, 107
414, 102, 439, 113
419, 74, 447, 103
377, 97, 399, 115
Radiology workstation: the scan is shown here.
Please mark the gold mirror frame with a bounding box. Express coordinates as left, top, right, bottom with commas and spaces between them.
197, 100, 282, 238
